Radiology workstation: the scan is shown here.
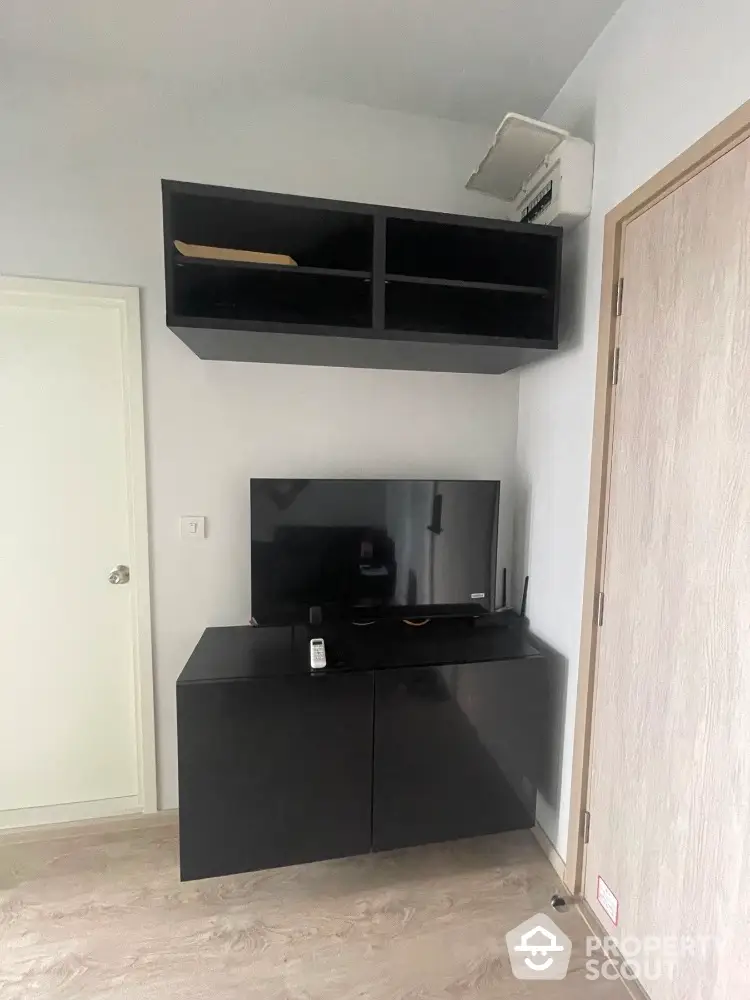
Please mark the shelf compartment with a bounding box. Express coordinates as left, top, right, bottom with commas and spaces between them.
174, 265, 373, 329
386, 217, 558, 288
385, 280, 554, 341
384, 273, 548, 295
172, 192, 374, 272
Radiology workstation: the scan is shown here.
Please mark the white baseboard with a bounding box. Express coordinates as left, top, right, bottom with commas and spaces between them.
532, 822, 568, 884
0, 795, 144, 833
0, 805, 177, 844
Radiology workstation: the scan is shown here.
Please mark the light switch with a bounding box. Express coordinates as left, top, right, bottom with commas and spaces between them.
180, 515, 206, 540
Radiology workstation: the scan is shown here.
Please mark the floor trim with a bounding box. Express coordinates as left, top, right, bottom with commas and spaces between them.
532, 822, 567, 884
0, 795, 146, 833
577, 897, 652, 1000
0, 808, 178, 845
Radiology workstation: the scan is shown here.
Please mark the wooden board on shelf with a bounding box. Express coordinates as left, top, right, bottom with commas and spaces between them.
174, 241, 298, 267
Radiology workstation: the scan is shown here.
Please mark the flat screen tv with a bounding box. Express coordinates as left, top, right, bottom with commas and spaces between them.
250, 478, 500, 626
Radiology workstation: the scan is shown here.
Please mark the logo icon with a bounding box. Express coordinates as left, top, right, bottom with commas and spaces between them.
505, 913, 573, 980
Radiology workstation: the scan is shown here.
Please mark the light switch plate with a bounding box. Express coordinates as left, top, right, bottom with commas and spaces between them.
180, 515, 206, 540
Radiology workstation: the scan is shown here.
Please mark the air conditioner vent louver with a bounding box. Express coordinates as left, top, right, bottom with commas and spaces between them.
467, 112, 593, 231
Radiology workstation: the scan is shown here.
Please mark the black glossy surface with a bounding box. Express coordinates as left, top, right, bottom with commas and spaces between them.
163, 180, 562, 374
177, 670, 373, 880
372, 660, 546, 852
177, 614, 541, 683
176, 617, 550, 880
178, 625, 294, 683
250, 478, 499, 626
292, 615, 544, 673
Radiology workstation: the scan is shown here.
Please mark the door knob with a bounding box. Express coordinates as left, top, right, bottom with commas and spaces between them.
108, 565, 130, 585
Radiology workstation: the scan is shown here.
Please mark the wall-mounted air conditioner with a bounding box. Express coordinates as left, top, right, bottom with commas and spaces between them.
466, 113, 594, 230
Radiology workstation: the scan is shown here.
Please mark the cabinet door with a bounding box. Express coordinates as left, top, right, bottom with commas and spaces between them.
177, 671, 373, 880
372, 661, 543, 852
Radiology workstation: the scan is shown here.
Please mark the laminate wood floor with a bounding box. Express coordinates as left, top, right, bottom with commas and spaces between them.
0, 822, 631, 999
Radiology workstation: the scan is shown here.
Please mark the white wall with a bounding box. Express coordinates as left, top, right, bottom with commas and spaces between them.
0, 63, 520, 808
515, 0, 750, 854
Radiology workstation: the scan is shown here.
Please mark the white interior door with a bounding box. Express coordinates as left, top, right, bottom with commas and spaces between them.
0, 279, 155, 828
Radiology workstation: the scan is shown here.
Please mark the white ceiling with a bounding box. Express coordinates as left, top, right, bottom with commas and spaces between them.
1, 0, 622, 125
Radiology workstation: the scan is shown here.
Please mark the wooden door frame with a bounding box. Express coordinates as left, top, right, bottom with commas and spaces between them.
0, 276, 158, 824
564, 98, 750, 894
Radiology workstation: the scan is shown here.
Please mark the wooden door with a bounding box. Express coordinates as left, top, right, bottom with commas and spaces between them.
0, 279, 155, 827
584, 137, 750, 997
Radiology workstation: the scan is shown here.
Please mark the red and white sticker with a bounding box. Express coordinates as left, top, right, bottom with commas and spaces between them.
597, 875, 619, 926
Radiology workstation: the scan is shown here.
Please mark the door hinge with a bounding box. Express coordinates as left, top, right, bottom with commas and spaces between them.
615, 277, 624, 317
611, 346, 620, 386
596, 591, 605, 626
583, 810, 591, 844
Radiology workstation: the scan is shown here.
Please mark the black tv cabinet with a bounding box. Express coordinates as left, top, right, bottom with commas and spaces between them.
162, 180, 562, 375
176, 617, 551, 881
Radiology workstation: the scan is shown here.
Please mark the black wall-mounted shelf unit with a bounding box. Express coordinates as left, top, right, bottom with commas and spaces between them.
162, 180, 562, 375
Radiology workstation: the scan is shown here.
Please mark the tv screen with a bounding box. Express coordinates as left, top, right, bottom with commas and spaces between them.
250, 479, 499, 625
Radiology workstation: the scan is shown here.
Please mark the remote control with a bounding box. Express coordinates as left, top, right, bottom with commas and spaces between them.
309, 637, 326, 670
